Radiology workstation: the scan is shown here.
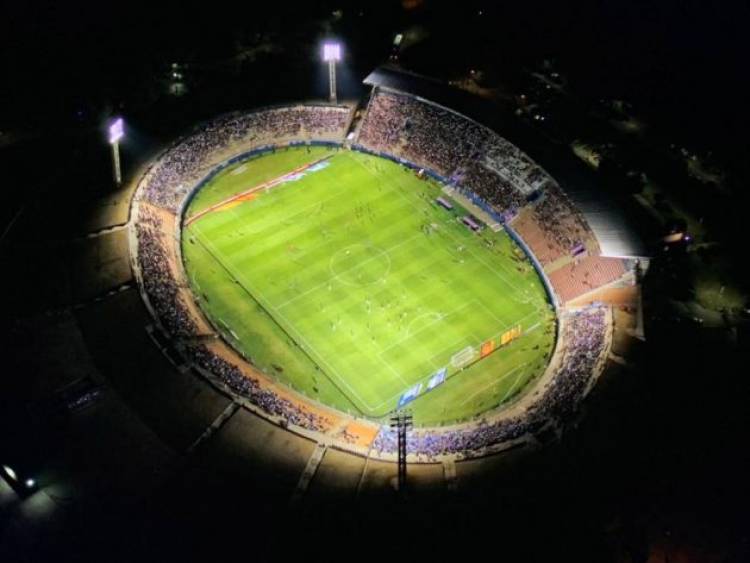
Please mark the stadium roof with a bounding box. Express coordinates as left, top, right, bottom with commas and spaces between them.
364, 67, 650, 259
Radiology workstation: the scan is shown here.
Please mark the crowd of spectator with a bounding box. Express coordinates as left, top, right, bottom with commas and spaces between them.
136, 206, 197, 338
455, 161, 525, 214
358, 90, 477, 176
372, 305, 608, 458
357, 90, 596, 260
483, 138, 549, 196
179, 303, 607, 457
131, 99, 614, 456
357, 90, 546, 205
524, 184, 596, 259
187, 344, 331, 433
140, 105, 350, 211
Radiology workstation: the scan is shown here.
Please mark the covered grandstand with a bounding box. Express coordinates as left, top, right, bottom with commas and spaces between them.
363, 66, 649, 261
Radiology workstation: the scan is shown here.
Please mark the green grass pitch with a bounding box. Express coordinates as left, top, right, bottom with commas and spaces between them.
182, 146, 555, 424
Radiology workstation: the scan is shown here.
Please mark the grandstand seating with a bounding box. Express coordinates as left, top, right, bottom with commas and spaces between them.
140, 105, 352, 212
357, 90, 598, 264
187, 343, 334, 433
548, 256, 627, 304
131, 98, 623, 460
512, 189, 599, 268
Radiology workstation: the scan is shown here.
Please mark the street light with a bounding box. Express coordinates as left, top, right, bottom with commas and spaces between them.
322, 42, 341, 104
108, 117, 124, 186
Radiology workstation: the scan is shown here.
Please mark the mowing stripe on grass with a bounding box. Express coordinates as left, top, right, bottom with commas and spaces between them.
182, 148, 554, 420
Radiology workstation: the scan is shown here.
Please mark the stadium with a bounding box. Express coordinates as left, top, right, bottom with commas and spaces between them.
7, 5, 750, 561
131, 72, 641, 462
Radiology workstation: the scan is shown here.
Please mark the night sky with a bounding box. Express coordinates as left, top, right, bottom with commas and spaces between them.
3, 0, 748, 151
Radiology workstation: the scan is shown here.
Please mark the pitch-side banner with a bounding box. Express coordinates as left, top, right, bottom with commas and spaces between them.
398, 382, 423, 408
426, 367, 447, 391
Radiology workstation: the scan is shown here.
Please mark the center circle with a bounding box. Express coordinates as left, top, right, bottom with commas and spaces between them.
179, 147, 556, 425
329, 243, 391, 286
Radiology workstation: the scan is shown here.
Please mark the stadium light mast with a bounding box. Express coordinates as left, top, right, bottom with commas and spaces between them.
390, 410, 413, 495
322, 42, 341, 104
108, 117, 124, 186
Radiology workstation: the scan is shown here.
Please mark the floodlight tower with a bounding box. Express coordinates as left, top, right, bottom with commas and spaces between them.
390, 410, 413, 494
322, 42, 341, 104
108, 117, 124, 186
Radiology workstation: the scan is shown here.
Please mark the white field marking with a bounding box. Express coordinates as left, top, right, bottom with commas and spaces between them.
199, 155, 436, 413
230, 164, 248, 176
475, 299, 505, 326
377, 347, 444, 403
197, 160, 394, 411
368, 299, 539, 409
188, 161, 313, 226
328, 244, 392, 288
193, 225, 378, 411
206, 186, 369, 278
200, 229, 375, 409
458, 362, 529, 407
372, 308, 550, 411
512, 293, 534, 305
485, 305, 543, 344
347, 154, 526, 297
198, 153, 339, 228
443, 228, 524, 293
202, 212, 451, 417
451, 346, 479, 369
525, 322, 541, 333
207, 166, 351, 240
377, 300, 479, 357
352, 159, 530, 322
352, 153, 534, 304
427, 333, 478, 368
487, 309, 540, 340
216, 156, 414, 291
425, 189, 527, 289
275, 233, 421, 310
215, 207, 546, 417
369, 304, 544, 412
405, 311, 444, 337
191, 272, 201, 294
195, 153, 552, 414
370, 332, 479, 411
498, 364, 530, 404
381, 358, 410, 387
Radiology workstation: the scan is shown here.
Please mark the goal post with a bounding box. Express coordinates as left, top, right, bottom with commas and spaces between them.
451, 346, 478, 368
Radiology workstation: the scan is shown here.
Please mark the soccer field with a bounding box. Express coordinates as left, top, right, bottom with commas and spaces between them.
182, 146, 555, 423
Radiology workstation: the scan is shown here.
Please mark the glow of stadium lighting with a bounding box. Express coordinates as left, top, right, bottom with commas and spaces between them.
108, 117, 124, 144
321, 42, 341, 104
322, 43, 341, 62
108, 117, 124, 185
2, 465, 17, 481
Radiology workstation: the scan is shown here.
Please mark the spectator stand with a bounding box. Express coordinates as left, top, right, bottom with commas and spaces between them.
129, 102, 618, 462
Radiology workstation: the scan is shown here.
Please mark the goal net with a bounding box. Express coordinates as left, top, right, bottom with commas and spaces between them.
451, 346, 478, 368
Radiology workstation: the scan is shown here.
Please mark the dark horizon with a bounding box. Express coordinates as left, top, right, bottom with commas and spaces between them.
3, 1, 748, 151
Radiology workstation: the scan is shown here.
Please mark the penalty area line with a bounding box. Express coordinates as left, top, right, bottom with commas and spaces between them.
184, 154, 335, 227
459, 362, 529, 407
